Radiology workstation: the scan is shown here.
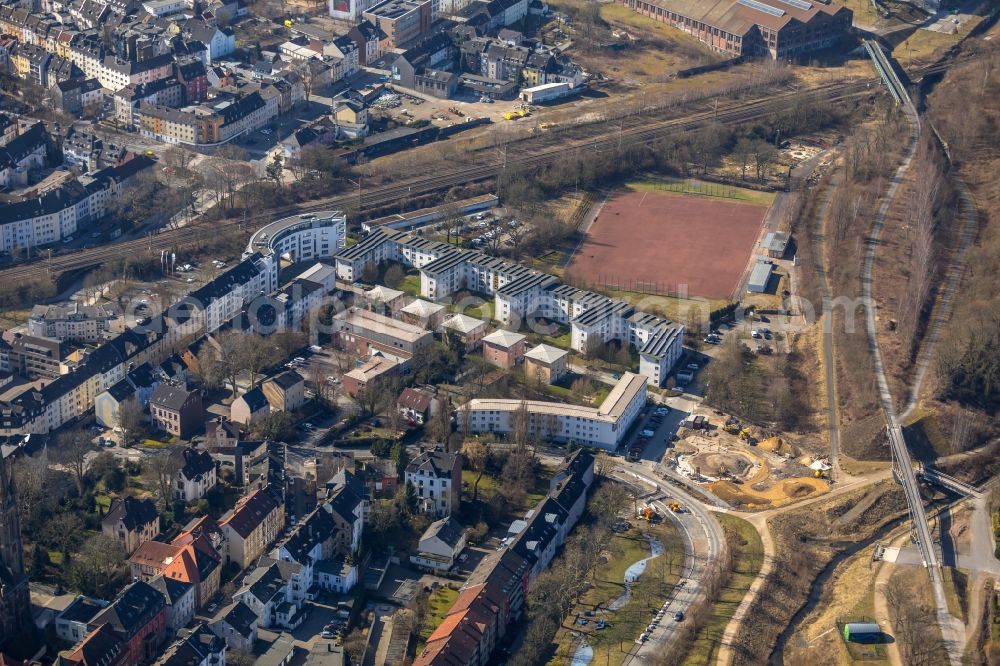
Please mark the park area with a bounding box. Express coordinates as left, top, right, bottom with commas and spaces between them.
550, 519, 683, 666
565, 183, 771, 301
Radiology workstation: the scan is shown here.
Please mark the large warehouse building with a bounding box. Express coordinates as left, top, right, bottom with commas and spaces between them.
617, 0, 853, 59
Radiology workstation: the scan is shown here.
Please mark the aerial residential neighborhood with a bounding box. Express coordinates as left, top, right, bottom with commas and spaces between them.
0, 0, 994, 663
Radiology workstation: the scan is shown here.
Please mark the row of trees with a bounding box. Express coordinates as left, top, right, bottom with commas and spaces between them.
196, 329, 307, 399
704, 335, 809, 431
511, 482, 634, 665
16, 446, 141, 598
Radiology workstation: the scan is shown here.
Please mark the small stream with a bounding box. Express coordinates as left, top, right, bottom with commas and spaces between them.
570, 536, 665, 665
768, 515, 907, 664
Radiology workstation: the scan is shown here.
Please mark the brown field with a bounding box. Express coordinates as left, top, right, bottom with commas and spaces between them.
565, 189, 769, 300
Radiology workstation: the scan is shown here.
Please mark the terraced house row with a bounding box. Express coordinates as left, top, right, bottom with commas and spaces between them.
414, 450, 595, 665
335, 228, 684, 385
0, 251, 277, 435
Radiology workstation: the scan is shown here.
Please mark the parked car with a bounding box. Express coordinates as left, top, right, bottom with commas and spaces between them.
674, 611, 684, 622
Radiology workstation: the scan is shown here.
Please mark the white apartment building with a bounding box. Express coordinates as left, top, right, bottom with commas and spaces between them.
334, 229, 684, 384
0, 158, 137, 253
28, 303, 121, 342
460, 372, 647, 450
245, 211, 347, 264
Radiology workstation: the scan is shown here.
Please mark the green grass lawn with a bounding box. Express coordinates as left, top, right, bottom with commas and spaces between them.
416, 586, 460, 651
626, 177, 776, 206
452, 300, 493, 321
541, 328, 572, 349
609, 288, 732, 323
591, 385, 611, 405
891, 15, 983, 63
462, 467, 550, 512
553, 521, 683, 666
546, 384, 573, 400
462, 469, 500, 497
399, 273, 421, 297
0, 308, 31, 329
680, 513, 764, 665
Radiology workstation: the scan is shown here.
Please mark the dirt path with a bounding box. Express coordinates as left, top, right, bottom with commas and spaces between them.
899, 148, 979, 422
872, 532, 909, 666
808, 162, 854, 484
714, 470, 892, 665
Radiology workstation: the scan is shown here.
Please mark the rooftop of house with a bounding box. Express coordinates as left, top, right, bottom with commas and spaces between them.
216, 600, 257, 638
406, 450, 458, 478
102, 496, 158, 531
481, 328, 525, 349
397, 387, 434, 413
400, 298, 445, 317
236, 386, 269, 413
150, 384, 196, 412
442, 313, 486, 336
420, 516, 465, 550
220, 487, 281, 539
334, 307, 429, 344
57, 595, 107, 625
265, 370, 303, 392
522, 343, 567, 365
89, 580, 165, 637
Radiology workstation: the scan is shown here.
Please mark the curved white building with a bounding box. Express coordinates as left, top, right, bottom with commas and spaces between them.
246, 211, 347, 264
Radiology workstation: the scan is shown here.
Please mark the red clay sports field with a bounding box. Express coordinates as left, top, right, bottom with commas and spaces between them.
565, 189, 770, 300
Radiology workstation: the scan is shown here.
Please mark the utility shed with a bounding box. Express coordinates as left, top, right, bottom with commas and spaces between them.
762, 231, 789, 258
842, 622, 882, 642
746, 258, 775, 294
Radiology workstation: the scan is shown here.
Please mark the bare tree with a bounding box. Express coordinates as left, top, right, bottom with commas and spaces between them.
115, 398, 146, 448
146, 448, 183, 508
735, 136, 754, 180
352, 380, 383, 417
243, 334, 275, 390
751, 139, 778, 182
461, 439, 490, 501
897, 137, 944, 356
511, 401, 530, 445
56, 426, 92, 496
428, 396, 452, 448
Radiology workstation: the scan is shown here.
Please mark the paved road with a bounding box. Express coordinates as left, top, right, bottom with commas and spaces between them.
612, 461, 726, 664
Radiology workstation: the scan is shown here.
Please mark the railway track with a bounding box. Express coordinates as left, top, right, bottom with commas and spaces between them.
3, 61, 955, 283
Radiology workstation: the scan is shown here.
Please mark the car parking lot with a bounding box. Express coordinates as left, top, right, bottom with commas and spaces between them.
621, 401, 690, 463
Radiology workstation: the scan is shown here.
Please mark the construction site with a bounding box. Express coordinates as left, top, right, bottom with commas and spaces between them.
665, 410, 832, 509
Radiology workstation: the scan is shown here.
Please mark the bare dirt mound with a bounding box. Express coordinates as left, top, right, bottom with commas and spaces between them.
759, 436, 799, 458
707, 476, 830, 510
689, 451, 755, 478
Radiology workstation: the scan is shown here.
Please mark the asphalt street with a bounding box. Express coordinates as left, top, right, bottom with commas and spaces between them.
613, 462, 726, 663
